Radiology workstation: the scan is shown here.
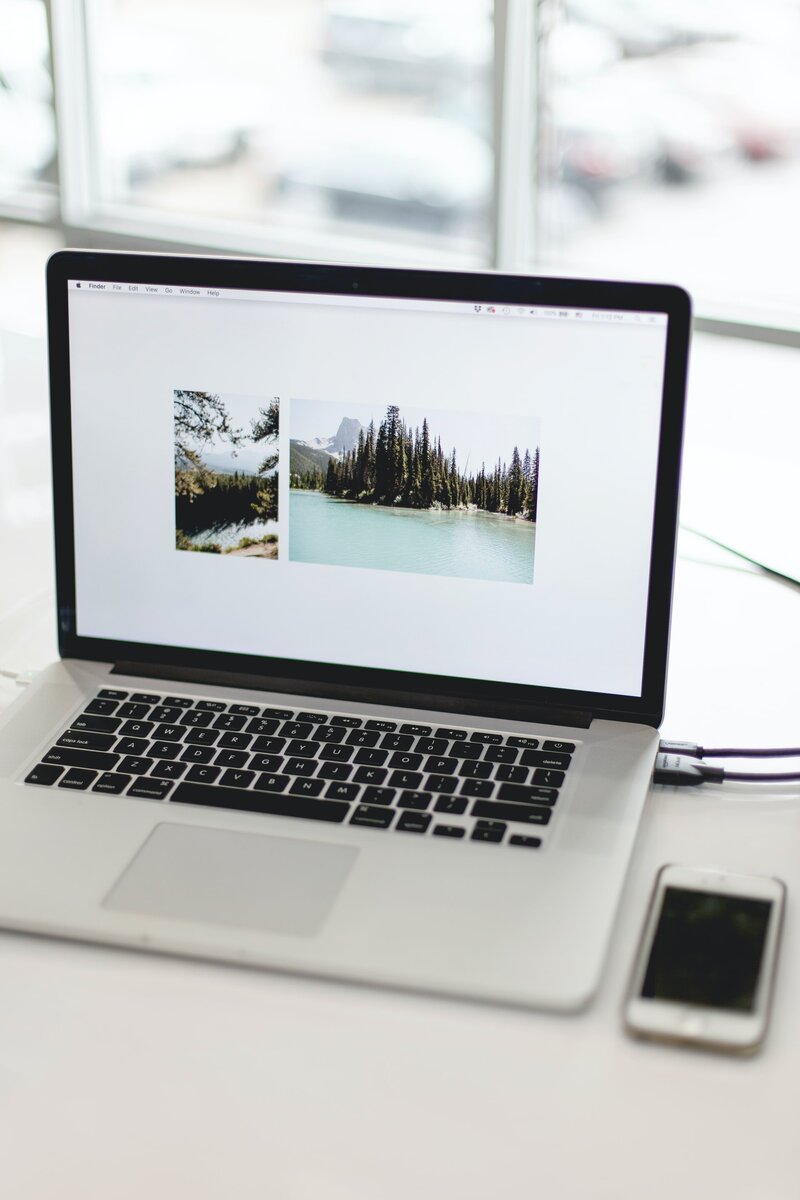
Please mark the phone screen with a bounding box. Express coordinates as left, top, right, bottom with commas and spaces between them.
641, 887, 773, 1012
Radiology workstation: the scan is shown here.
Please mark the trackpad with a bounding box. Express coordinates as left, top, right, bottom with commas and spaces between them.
104, 823, 359, 937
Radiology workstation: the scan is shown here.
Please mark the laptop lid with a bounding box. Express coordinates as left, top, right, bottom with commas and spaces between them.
47, 251, 690, 728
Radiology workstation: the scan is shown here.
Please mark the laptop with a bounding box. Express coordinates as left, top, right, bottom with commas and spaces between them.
0, 250, 689, 1011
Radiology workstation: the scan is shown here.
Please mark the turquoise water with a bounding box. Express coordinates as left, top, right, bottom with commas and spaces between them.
289, 490, 535, 584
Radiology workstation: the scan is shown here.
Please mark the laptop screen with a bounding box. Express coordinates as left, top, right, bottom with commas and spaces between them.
63, 269, 672, 703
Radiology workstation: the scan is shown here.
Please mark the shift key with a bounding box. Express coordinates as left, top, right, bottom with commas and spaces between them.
471, 800, 552, 826
44, 746, 120, 772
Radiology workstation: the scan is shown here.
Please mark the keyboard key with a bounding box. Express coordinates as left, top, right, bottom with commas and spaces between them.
213, 714, 247, 732
346, 729, 380, 747
433, 795, 467, 815
218, 732, 253, 750
150, 706, 184, 723
249, 753, 283, 773
281, 721, 313, 739
119, 720, 155, 738
317, 761, 352, 781
297, 711, 328, 724
389, 770, 423, 790
495, 765, 529, 784
180, 709, 214, 728
186, 765, 221, 784
471, 800, 552, 826
471, 825, 505, 843
509, 835, 542, 848
85, 698, 119, 715
97, 688, 128, 701
396, 811, 432, 833
58, 767, 97, 790
116, 702, 151, 720
435, 727, 467, 740
25, 763, 63, 786
130, 692, 161, 704
286, 739, 318, 758
44, 746, 120, 772
353, 748, 387, 766
425, 774, 458, 794
253, 735, 287, 754
497, 783, 558, 806
325, 782, 360, 802
542, 740, 575, 753
154, 724, 185, 742
399, 723, 431, 737
361, 786, 396, 806
150, 760, 187, 779
459, 760, 492, 779
261, 708, 294, 720
219, 772, 256, 792
354, 766, 387, 785
281, 757, 316, 777
215, 750, 250, 769
254, 773, 289, 793
531, 769, 565, 788
388, 752, 422, 771
520, 750, 571, 770
119, 755, 154, 775
415, 738, 448, 756
196, 700, 226, 712
183, 728, 220, 746
448, 742, 482, 760
475, 819, 506, 835
312, 725, 346, 743
289, 777, 325, 797
460, 779, 493, 798
247, 718, 281, 736
433, 824, 465, 839
364, 719, 396, 732
229, 704, 260, 716
180, 745, 216, 764
397, 790, 431, 810
72, 713, 121, 734
171, 781, 347, 822
350, 805, 394, 829
506, 736, 539, 749
93, 772, 132, 794
484, 745, 518, 764
424, 756, 458, 775
127, 778, 174, 800
470, 732, 502, 744
380, 734, 414, 752
149, 741, 182, 761
58, 730, 116, 751
164, 696, 193, 708
330, 716, 362, 728
319, 744, 354, 762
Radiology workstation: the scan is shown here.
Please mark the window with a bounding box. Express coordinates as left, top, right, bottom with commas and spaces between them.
2, 0, 800, 331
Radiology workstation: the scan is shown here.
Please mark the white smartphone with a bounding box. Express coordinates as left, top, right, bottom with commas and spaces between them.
624, 865, 786, 1054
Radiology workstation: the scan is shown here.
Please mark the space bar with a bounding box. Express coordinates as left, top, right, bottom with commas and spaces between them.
170, 782, 349, 823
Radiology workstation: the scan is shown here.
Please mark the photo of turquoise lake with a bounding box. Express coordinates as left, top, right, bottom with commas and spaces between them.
289, 490, 536, 583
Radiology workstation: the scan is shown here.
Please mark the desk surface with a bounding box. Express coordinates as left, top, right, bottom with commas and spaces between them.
1, 327, 799, 1200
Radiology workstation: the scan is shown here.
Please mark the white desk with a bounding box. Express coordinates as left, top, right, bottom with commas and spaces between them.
1, 327, 799, 1199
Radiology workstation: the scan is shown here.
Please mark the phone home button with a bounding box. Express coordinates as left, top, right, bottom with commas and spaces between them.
678, 1011, 705, 1038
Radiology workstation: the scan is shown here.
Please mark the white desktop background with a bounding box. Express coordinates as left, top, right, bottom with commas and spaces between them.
67, 286, 667, 697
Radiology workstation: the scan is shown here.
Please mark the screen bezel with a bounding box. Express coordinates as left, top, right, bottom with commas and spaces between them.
47, 249, 690, 726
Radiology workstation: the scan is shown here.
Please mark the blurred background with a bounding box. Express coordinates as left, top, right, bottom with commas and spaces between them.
2, 0, 800, 323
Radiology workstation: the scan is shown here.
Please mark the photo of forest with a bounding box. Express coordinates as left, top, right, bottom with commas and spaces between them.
290, 400, 539, 584
174, 390, 280, 558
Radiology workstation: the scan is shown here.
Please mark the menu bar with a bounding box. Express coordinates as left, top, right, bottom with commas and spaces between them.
68, 281, 667, 326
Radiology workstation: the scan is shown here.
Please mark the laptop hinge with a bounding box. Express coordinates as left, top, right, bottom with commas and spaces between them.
112, 661, 594, 730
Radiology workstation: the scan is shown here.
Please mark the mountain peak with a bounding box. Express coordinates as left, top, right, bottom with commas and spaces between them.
330, 417, 364, 455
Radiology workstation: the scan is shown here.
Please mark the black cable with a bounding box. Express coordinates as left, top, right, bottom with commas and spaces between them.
659, 740, 800, 760
653, 753, 800, 787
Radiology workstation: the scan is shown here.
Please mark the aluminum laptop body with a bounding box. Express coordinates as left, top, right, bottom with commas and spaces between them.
0, 251, 690, 1011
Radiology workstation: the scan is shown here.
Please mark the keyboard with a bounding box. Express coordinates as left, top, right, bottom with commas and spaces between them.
23, 689, 578, 849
